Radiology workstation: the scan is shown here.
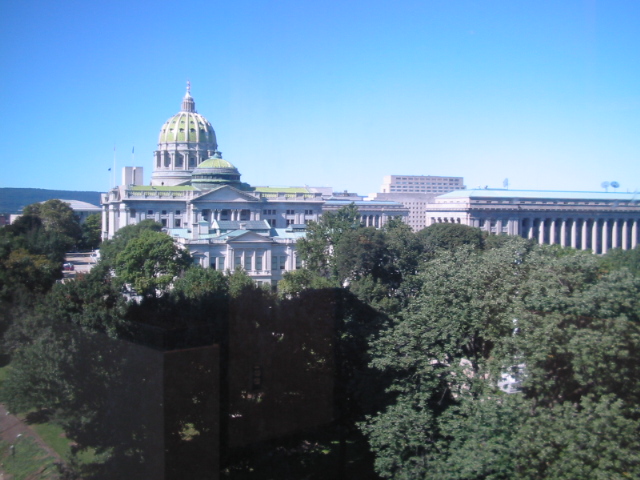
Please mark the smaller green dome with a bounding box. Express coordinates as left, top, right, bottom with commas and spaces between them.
197, 157, 237, 170
191, 151, 242, 189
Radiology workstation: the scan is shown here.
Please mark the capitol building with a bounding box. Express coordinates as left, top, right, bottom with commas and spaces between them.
101, 85, 408, 285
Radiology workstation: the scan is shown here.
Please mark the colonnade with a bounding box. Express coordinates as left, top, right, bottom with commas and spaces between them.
520, 217, 638, 253
155, 150, 212, 169
198, 208, 257, 223
360, 214, 388, 228
427, 214, 639, 253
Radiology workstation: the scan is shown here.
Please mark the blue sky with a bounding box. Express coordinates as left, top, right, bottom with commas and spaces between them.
2, 0, 639, 195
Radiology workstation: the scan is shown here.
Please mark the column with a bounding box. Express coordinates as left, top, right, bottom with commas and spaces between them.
560, 219, 567, 247
538, 219, 545, 244
528, 218, 535, 239
581, 220, 589, 250
571, 220, 577, 249
101, 205, 108, 241
592, 220, 599, 254
622, 220, 629, 250
121, 205, 130, 228
549, 219, 556, 245
602, 220, 609, 254
611, 220, 619, 249
190, 206, 198, 226
632, 220, 638, 249
496, 219, 503, 235
108, 205, 116, 239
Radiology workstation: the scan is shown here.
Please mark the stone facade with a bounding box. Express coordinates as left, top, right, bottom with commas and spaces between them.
426, 189, 640, 253
101, 86, 409, 284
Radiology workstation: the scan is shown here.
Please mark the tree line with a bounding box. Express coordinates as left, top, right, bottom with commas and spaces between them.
0, 201, 639, 479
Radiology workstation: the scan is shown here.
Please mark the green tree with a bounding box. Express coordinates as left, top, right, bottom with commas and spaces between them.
600, 245, 640, 276
278, 269, 336, 297
361, 239, 640, 479
296, 203, 361, 279
99, 219, 162, 267
114, 229, 192, 295
23, 199, 83, 251
417, 222, 484, 254
80, 213, 102, 251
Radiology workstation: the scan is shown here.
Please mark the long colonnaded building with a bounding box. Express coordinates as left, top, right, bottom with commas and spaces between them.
101, 85, 408, 285
425, 188, 640, 253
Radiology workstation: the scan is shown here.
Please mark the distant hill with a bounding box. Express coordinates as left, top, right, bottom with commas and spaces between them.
0, 188, 102, 214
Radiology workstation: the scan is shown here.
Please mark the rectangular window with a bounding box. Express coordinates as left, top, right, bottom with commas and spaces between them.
175, 210, 181, 215
161, 219, 167, 227
235, 256, 242, 269
255, 254, 263, 271
147, 210, 153, 215
174, 219, 181, 227
279, 256, 286, 270
286, 219, 294, 226
130, 209, 136, 218
271, 255, 278, 271
295, 255, 302, 269
286, 209, 294, 215
162, 210, 167, 215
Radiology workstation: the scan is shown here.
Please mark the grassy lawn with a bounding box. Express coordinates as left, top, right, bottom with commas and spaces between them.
0, 362, 99, 469
0, 437, 60, 480
29, 421, 98, 464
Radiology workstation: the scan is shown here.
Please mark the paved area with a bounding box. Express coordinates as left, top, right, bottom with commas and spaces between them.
63, 252, 98, 279
0, 404, 64, 478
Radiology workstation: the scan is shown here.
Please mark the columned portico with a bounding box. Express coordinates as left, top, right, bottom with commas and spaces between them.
424, 189, 640, 254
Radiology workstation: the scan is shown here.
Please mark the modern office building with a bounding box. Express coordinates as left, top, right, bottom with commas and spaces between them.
425, 189, 640, 253
370, 175, 465, 231
367, 192, 433, 231
380, 175, 465, 194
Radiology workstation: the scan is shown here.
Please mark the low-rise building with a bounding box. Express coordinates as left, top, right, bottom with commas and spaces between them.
426, 189, 640, 253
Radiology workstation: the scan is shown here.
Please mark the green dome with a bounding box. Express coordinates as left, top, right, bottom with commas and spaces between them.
158, 111, 216, 144
191, 152, 242, 189
196, 157, 237, 169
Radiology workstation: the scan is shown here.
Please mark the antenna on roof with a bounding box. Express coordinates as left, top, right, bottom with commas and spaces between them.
610, 181, 620, 190
601, 181, 610, 192
503, 178, 509, 189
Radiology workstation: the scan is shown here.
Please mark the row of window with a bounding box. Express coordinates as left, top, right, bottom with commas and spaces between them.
263, 209, 317, 215
144, 210, 182, 216
210, 253, 302, 271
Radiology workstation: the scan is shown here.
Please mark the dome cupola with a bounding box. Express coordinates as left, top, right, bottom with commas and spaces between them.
151, 82, 218, 186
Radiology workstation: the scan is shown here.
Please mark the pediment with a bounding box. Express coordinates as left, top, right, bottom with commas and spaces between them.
227, 231, 273, 244
192, 186, 259, 204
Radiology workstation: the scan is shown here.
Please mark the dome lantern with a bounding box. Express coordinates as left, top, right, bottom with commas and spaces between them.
181, 81, 196, 113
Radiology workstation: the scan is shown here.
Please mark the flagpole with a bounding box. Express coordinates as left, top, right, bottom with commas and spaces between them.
113, 144, 117, 188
